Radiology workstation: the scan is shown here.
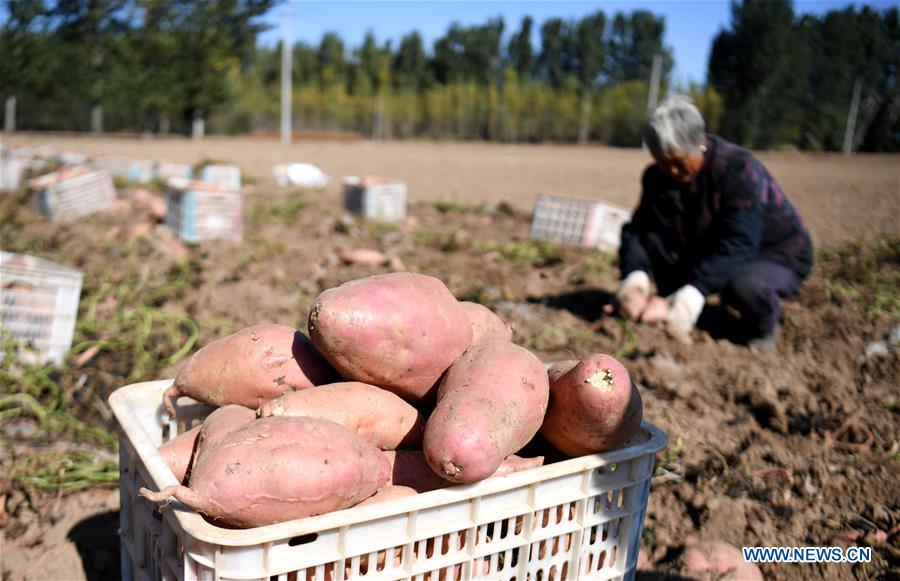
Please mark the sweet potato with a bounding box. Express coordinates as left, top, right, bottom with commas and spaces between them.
257, 381, 425, 450
540, 353, 643, 456
383, 451, 545, 492
307, 273, 472, 402
681, 537, 763, 580
355, 485, 419, 506
158, 425, 201, 484
459, 301, 513, 344
424, 339, 549, 483
546, 360, 577, 383
163, 324, 338, 417
140, 416, 390, 528
194, 405, 256, 463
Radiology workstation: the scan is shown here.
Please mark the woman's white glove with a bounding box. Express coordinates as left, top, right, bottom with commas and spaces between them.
665, 285, 705, 337
613, 271, 650, 320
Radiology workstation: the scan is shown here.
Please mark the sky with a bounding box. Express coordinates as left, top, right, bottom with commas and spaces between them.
259, 0, 896, 86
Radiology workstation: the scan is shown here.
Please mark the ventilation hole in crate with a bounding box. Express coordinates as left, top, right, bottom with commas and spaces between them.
589, 525, 598, 544
288, 533, 318, 546
617, 489, 626, 509
426, 536, 436, 559
561, 561, 570, 580
511, 547, 520, 567
595, 550, 607, 571
549, 564, 559, 581
541, 508, 551, 528
485, 521, 496, 539
495, 517, 508, 539
610, 545, 618, 566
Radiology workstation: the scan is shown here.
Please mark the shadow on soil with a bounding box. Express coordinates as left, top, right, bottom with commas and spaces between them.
68, 510, 121, 580
531, 289, 615, 323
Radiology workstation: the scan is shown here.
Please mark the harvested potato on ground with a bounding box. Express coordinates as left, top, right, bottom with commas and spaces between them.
140, 416, 390, 528
459, 301, 513, 345
158, 425, 201, 484
257, 381, 425, 450
308, 272, 472, 402
424, 339, 549, 483
163, 324, 338, 417
540, 353, 642, 456
681, 537, 763, 580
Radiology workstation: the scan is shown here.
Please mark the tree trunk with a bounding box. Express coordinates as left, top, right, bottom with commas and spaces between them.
159, 114, 170, 136
578, 92, 591, 144
4, 94, 16, 133
91, 104, 103, 135
192, 112, 205, 140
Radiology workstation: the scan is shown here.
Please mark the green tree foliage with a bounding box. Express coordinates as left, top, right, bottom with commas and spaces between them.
507, 16, 534, 80
2, 2, 895, 150
708, 0, 896, 151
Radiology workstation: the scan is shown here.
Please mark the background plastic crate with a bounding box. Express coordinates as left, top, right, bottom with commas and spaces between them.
529, 195, 632, 252
110, 379, 666, 581
93, 156, 132, 180
29, 166, 117, 221
199, 164, 242, 190
128, 160, 157, 184
165, 179, 243, 244
156, 162, 194, 182
0, 251, 83, 365
1, 152, 26, 192
344, 176, 407, 222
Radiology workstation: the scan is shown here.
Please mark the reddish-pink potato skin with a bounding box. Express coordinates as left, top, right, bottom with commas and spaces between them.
382, 451, 545, 492
540, 353, 643, 456
194, 405, 256, 465
158, 425, 201, 483
423, 339, 549, 483
459, 301, 513, 345
142, 416, 390, 528
257, 381, 426, 450
307, 273, 472, 402
165, 325, 338, 415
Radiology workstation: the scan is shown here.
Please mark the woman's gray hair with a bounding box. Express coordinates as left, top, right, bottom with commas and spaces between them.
643, 95, 706, 158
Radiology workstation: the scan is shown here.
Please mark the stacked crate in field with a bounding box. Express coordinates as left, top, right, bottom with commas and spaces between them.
58, 151, 90, 166
343, 176, 407, 222
155, 161, 193, 181
199, 164, 241, 190
0, 149, 27, 192
165, 178, 242, 244
0, 251, 84, 366
92, 155, 131, 180
529, 194, 632, 252
28, 166, 117, 221
127, 160, 157, 184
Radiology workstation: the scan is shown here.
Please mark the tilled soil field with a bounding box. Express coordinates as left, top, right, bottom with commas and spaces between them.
0, 135, 898, 581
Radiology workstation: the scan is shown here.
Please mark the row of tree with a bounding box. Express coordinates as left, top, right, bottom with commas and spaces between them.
1, 0, 897, 150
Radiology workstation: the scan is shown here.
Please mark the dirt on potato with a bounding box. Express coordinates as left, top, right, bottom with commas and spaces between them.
0, 134, 898, 581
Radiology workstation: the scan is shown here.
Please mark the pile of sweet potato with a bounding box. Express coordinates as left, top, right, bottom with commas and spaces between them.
141, 272, 643, 529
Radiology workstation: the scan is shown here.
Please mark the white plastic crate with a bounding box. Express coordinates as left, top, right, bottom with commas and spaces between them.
199, 165, 242, 190
58, 151, 90, 166
110, 379, 666, 581
1, 152, 26, 192
165, 178, 243, 244
29, 166, 117, 221
93, 156, 132, 180
0, 251, 83, 365
156, 162, 194, 182
344, 176, 407, 222
530, 195, 632, 252
128, 160, 157, 184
